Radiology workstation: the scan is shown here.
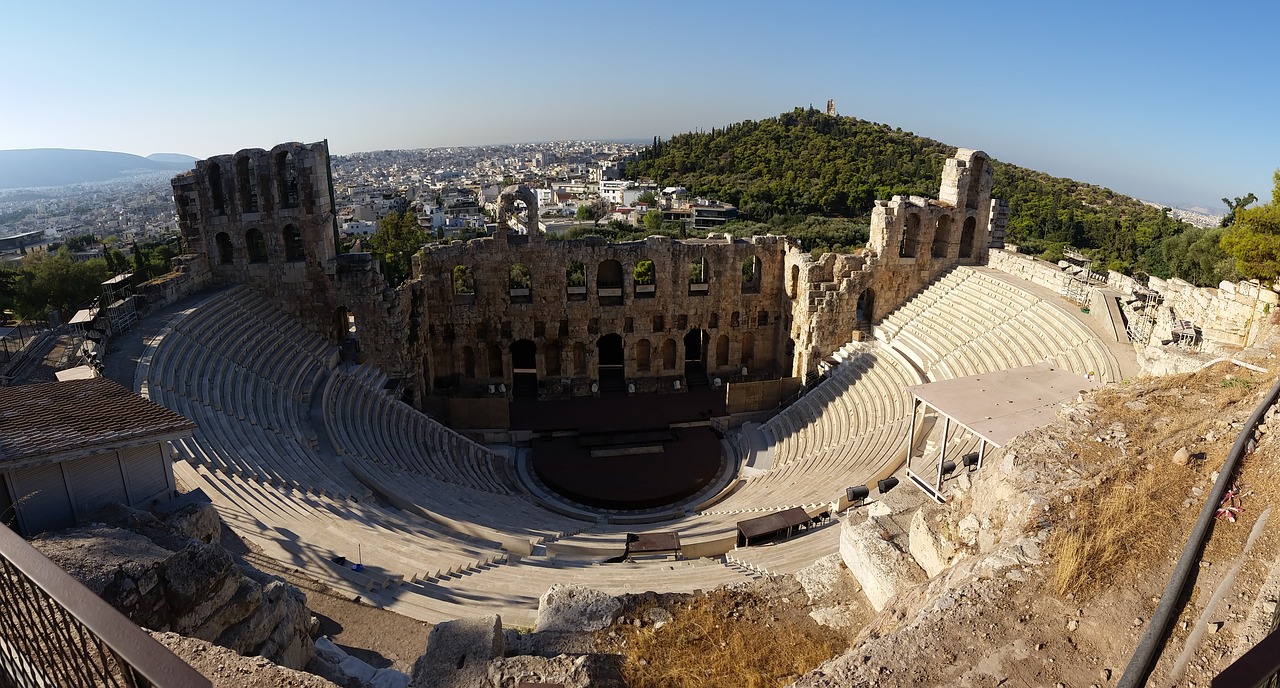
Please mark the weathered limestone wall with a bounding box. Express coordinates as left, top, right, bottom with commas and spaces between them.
412, 234, 790, 397
1143, 275, 1277, 349
986, 249, 1071, 292
789, 149, 1001, 377
169, 142, 1008, 411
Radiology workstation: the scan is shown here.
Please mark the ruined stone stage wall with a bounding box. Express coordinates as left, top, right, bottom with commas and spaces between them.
165, 143, 1009, 420
412, 234, 793, 398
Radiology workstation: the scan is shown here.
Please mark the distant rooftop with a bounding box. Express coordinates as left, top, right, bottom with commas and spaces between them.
0, 377, 195, 468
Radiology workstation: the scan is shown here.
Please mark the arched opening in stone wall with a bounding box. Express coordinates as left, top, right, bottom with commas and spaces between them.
544, 341, 562, 376
786, 338, 796, 376
688, 258, 709, 295
597, 259, 623, 306
283, 224, 305, 262
462, 346, 476, 379
742, 256, 761, 294
453, 265, 475, 296
741, 332, 755, 368
245, 228, 268, 263
334, 306, 356, 340
709, 312, 719, 329
215, 232, 234, 264
730, 311, 740, 328
789, 265, 800, 299
511, 339, 537, 397
683, 328, 709, 386
960, 217, 977, 259
857, 288, 875, 326
636, 338, 651, 372
966, 156, 986, 211
509, 263, 532, 303
275, 150, 299, 209
633, 259, 655, 298
335, 306, 358, 362
662, 338, 677, 371
596, 333, 625, 392
566, 260, 587, 301
487, 342, 503, 378
236, 157, 259, 214
900, 213, 920, 258
208, 162, 226, 216
932, 215, 951, 258
572, 342, 587, 376
715, 334, 729, 367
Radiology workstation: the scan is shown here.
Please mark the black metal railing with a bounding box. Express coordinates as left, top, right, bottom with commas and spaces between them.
0, 525, 209, 688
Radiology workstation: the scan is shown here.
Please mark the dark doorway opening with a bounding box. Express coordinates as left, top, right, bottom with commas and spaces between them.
511, 339, 537, 398
683, 329, 709, 388
597, 333, 625, 393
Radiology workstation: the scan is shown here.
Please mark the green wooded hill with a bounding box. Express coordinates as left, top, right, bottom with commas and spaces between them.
627, 107, 1234, 285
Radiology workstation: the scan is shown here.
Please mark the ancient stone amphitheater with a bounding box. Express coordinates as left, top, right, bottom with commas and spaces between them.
133, 142, 1130, 628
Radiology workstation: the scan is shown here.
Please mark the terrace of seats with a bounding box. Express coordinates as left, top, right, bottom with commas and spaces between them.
876, 267, 1123, 384
133, 265, 1125, 626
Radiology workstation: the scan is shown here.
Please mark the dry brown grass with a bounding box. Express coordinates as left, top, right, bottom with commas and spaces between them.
1048, 461, 1196, 598
1047, 361, 1277, 599
598, 589, 845, 688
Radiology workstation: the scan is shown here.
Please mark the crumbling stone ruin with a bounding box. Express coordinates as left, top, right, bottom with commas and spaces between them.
154, 143, 1008, 425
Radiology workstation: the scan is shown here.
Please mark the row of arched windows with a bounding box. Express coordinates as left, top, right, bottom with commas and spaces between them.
899, 213, 980, 260
214, 225, 305, 265
453, 332, 757, 378
449, 256, 766, 300
206, 151, 299, 217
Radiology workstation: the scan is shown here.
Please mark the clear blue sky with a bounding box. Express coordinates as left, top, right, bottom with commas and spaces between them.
1, 0, 1275, 211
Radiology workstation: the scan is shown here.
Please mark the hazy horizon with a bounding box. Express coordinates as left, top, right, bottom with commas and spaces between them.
3, 0, 1277, 211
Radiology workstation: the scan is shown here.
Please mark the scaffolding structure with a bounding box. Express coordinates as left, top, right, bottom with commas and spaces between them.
101, 273, 137, 336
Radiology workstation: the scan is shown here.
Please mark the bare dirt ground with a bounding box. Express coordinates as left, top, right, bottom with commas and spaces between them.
792, 358, 1280, 688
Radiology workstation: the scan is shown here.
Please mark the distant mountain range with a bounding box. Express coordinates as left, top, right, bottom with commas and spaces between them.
0, 149, 198, 189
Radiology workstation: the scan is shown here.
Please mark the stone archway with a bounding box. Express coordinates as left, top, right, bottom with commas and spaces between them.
857, 288, 875, 327
683, 329, 709, 387
597, 334, 625, 393
511, 339, 537, 398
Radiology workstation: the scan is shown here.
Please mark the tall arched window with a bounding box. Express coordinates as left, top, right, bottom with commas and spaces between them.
715, 335, 729, 367
245, 228, 268, 263
283, 224, 305, 262
462, 347, 476, 378
236, 157, 259, 213
741, 332, 755, 366
636, 338, 652, 372
900, 213, 920, 258
661, 338, 677, 371
208, 162, 226, 216
544, 341, 562, 376
453, 265, 475, 295
931, 216, 951, 258
741, 256, 761, 294
960, 217, 977, 259
597, 259, 623, 306
215, 232, 234, 264
275, 150, 299, 209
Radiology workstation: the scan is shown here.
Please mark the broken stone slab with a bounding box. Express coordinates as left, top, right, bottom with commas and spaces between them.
534, 583, 622, 633
839, 515, 925, 611
410, 615, 504, 688
908, 507, 957, 578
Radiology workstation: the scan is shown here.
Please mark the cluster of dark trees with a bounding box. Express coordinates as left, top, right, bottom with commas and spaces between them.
627, 107, 1245, 286
0, 235, 181, 319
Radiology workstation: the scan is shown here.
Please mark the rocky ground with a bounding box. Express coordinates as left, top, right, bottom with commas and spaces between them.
199, 352, 1280, 688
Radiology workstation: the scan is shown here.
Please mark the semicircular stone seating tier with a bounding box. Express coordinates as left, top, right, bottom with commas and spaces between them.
137, 287, 762, 625
875, 266, 1122, 384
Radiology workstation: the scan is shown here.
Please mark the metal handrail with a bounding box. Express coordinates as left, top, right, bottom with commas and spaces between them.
0, 524, 210, 688
1118, 374, 1280, 687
